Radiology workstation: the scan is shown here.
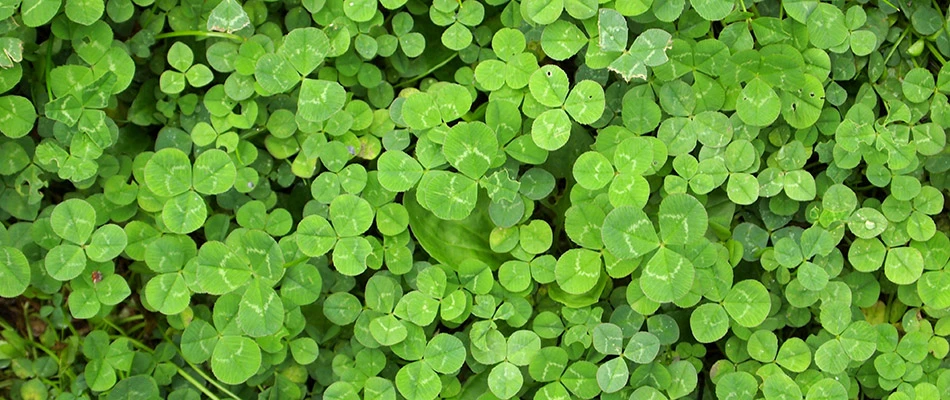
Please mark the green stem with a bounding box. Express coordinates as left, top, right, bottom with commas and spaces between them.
880, 0, 900, 11
124, 334, 233, 400
394, 53, 459, 88
926, 42, 948, 66
3, 315, 77, 384
155, 30, 245, 42
126, 322, 147, 336
160, 330, 242, 400
240, 125, 267, 140
30, 340, 61, 364
883, 27, 911, 66
176, 367, 223, 400
45, 39, 53, 100
120, 336, 154, 353
283, 256, 310, 269
22, 303, 34, 359
181, 358, 242, 400
100, 317, 127, 337
116, 315, 145, 325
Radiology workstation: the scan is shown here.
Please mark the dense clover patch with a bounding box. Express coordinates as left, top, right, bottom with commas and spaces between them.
1, 0, 950, 399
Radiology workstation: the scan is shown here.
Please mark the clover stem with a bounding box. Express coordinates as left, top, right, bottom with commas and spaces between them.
120, 336, 222, 400
283, 256, 310, 269
738, 0, 747, 12
123, 334, 232, 400
116, 314, 145, 324
44, 38, 53, 100
126, 321, 148, 335
99, 316, 128, 336
155, 30, 245, 42
21, 302, 34, 358
239, 125, 267, 140
925, 42, 947, 66
159, 330, 243, 400
394, 53, 459, 88
176, 367, 223, 400
120, 336, 154, 353
4, 312, 76, 383
180, 359, 242, 400
883, 27, 911, 66
879, 0, 899, 11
